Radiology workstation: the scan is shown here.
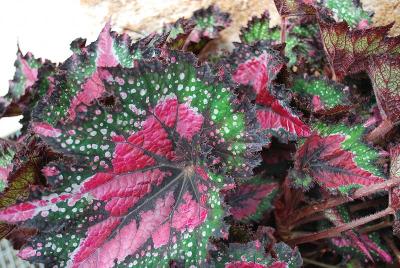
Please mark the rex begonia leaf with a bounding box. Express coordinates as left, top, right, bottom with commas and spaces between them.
0, 49, 45, 118
189, 5, 230, 47
291, 76, 351, 114
161, 5, 230, 54
239, 11, 281, 45
318, 20, 400, 80
366, 55, 400, 124
320, 0, 371, 28
0, 52, 260, 267
273, 0, 316, 17
239, 11, 320, 67
225, 175, 279, 223
212, 239, 302, 268
37, 22, 136, 126
225, 41, 310, 145
325, 205, 393, 263
290, 123, 385, 194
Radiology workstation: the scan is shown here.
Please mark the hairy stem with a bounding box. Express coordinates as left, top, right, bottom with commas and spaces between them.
287, 207, 394, 245
289, 177, 400, 227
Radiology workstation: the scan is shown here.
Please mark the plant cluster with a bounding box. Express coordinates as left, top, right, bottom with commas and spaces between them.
0, 1, 399, 267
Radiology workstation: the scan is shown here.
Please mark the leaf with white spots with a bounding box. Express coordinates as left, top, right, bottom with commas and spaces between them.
35, 23, 137, 126
320, 0, 371, 28
223, 41, 311, 145
0, 52, 261, 267
211, 239, 303, 268
291, 76, 351, 114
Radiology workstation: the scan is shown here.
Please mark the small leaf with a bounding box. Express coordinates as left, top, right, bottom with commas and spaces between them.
273, 0, 317, 17
240, 11, 281, 45
1, 52, 260, 267
318, 20, 400, 80
0, 49, 48, 118
190, 5, 231, 42
320, 0, 371, 28
291, 76, 351, 114
161, 5, 230, 54
240, 11, 320, 66
226, 176, 279, 222
211, 238, 302, 268
290, 123, 385, 194
225, 42, 310, 145
367, 55, 400, 124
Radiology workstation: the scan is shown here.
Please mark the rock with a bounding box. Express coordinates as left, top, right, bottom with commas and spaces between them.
361, 0, 400, 36
80, 0, 400, 43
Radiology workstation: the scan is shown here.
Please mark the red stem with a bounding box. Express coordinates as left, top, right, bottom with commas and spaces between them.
287, 207, 394, 245
289, 177, 400, 227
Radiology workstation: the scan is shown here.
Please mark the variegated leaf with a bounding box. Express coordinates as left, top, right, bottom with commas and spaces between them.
290, 123, 385, 194
0, 52, 260, 267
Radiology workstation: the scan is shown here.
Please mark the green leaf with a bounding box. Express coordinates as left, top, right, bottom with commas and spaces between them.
291, 76, 351, 113
321, 0, 371, 27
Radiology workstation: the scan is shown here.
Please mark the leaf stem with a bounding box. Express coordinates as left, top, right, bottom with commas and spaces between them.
359, 220, 392, 233
280, 16, 287, 44
383, 234, 400, 264
287, 207, 394, 245
365, 118, 394, 144
289, 177, 400, 227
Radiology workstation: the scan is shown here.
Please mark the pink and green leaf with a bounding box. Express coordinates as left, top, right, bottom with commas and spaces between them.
290, 123, 385, 194
0, 52, 261, 267
225, 42, 311, 144
0, 49, 45, 118
37, 23, 136, 125
226, 176, 279, 222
